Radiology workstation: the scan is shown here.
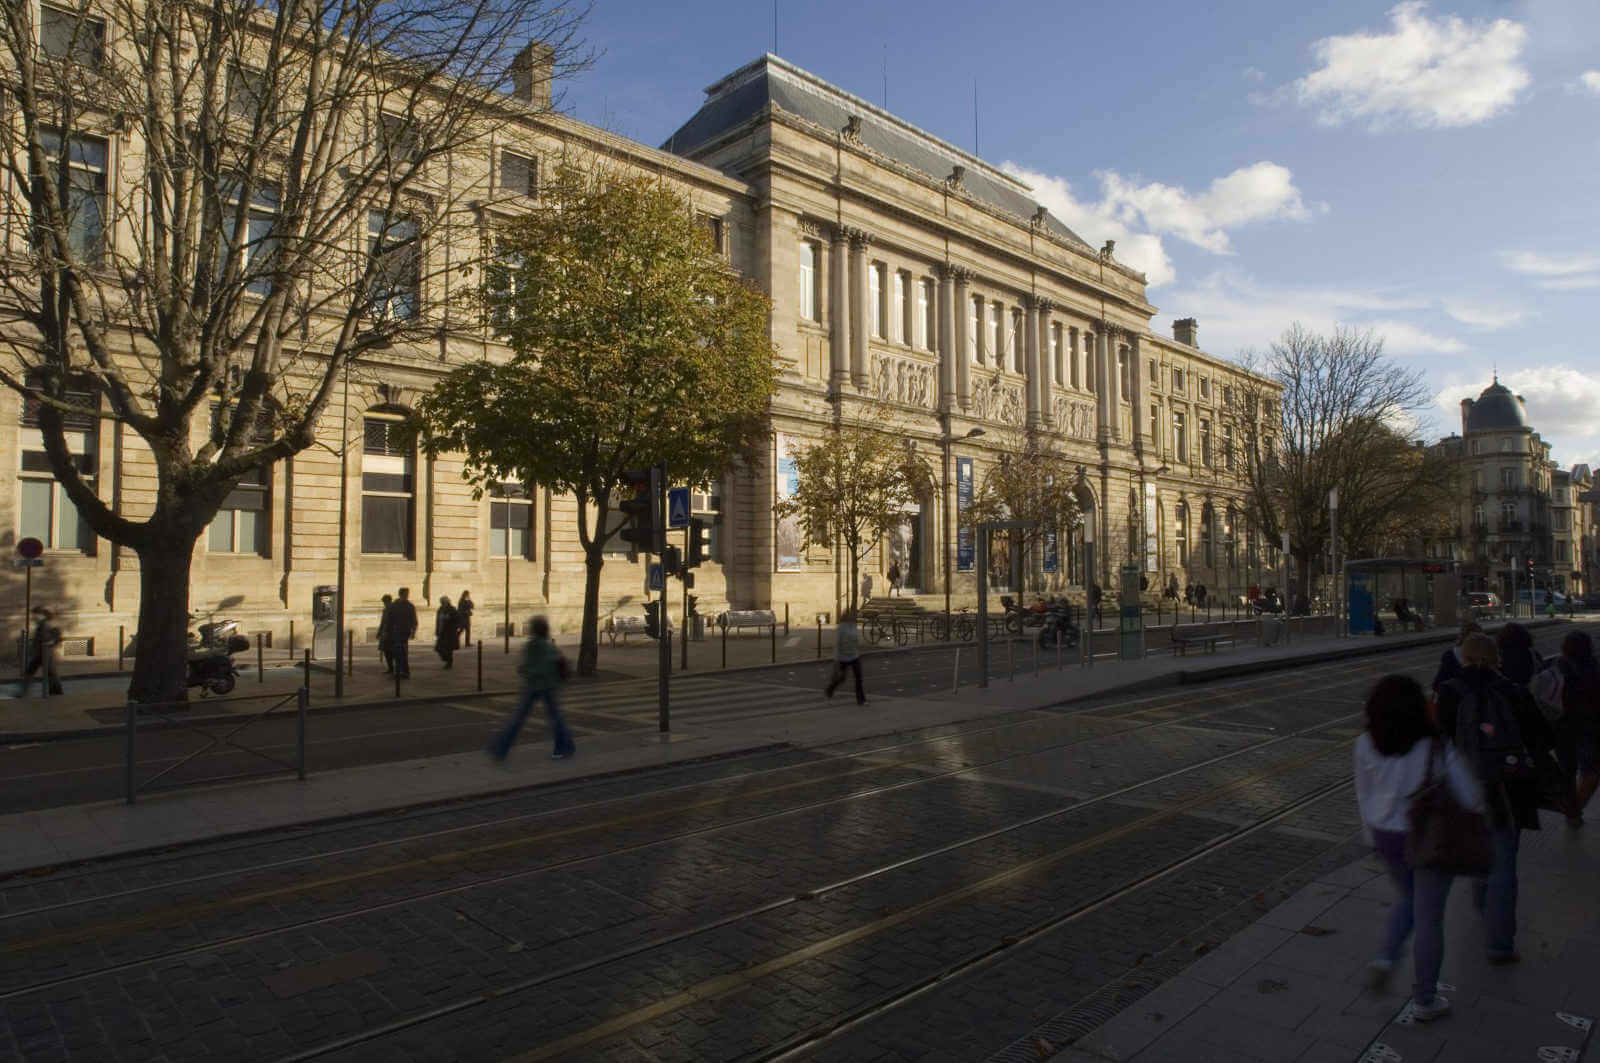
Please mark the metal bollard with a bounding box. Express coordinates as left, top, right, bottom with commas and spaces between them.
394, 667, 401, 698
1057, 636, 1062, 671
952, 646, 961, 692
289, 620, 295, 659
257, 633, 264, 683
721, 619, 728, 669
477, 641, 484, 691
1032, 637, 1039, 677
816, 616, 822, 659
296, 686, 308, 780
1007, 636, 1015, 682
347, 630, 354, 676
118, 625, 125, 670
302, 649, 311, 690
124, 700, 137, 805
784, 603, 790, 636
770, 621, 776, 663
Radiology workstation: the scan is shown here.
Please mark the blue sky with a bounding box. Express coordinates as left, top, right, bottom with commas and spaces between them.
562, 0, 1599, 469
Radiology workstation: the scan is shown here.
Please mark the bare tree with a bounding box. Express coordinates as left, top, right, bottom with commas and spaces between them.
1224, 323, 1437, 602
0, 0, 588, 701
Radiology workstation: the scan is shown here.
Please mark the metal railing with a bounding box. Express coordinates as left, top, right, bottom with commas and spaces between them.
124, 686, 307, 804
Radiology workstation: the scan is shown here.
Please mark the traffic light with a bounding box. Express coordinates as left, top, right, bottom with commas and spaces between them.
618, 466, 664, 556
687, 594, 699, 616
660, 545, 682, 577
643, 600, 662, 639
1526, 557, 1535, 577
686, 517, 711, 568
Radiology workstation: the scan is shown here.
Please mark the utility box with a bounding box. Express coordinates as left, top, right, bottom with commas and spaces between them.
312, 585, 338, 661
1118, 563, 1143, 660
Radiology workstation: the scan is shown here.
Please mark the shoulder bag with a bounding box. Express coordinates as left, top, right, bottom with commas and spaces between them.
1405, 739, 1492, 875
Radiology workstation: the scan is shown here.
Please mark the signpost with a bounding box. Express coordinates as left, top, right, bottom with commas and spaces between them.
14, 538, 44, 672
647, 562, 664, 593
667, 487, 690, 530
976, 519, 1037, 689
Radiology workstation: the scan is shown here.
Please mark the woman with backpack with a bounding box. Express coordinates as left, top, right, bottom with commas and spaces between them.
1546, 630, 1600, 825
1435, 633, 1556, 965
1355, 674, 1481, 1020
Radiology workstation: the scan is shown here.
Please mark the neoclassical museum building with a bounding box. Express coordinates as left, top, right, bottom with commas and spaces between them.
3, 47, 1274, 657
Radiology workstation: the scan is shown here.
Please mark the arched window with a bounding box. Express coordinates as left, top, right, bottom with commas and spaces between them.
361, 407, 415, 556
1175, 501, 1189, 566
1201, 502, 1215, 568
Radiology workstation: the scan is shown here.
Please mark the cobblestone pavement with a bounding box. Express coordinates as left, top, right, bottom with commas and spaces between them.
0, 628, 1578, 1063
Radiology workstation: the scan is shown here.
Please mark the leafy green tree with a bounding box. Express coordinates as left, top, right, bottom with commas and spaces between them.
413, 162, 777, 675
775, 419, 928, 613
965, 431, 1081, 592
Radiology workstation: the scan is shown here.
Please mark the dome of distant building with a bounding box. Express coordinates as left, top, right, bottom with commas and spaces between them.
1463, 380, 1528, 433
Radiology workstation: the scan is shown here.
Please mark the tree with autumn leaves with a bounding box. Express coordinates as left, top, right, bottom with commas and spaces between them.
412, 162, 777, 675
964, 431, 1082, 592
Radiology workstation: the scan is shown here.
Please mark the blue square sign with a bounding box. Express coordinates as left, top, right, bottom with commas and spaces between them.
667, 487, 691, 529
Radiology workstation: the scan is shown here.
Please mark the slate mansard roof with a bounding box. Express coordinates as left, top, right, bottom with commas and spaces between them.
662, 54, 1093, 250
1463, 380, 1529, 433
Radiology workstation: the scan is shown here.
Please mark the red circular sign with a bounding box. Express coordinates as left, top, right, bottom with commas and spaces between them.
16, 537, 44, 559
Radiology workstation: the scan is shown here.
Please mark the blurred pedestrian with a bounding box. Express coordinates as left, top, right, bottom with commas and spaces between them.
377, 594, 394, 674
825, 609, 866, 705
1436, 633, 1556, 965
18, 607, 63, 698
860, 573, 873, 603
887, 562, 902, 598
386, 587, 417, 678
458, 590, 474, 645
1496, 622, 1540, 688
1355, 674, 1480, 1020
1544, 630, 1600, 826
489, 616, 573, 760
434, 595, 461, 669
1431, 622, 1482, 692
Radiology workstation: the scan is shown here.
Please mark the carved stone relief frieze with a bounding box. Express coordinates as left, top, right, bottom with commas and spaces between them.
970, 374, 1024, 426
871, 353, 937, 409
1052, 395, 1097, 440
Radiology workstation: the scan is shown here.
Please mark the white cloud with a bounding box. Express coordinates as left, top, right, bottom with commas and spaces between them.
1578, 70, 1600, 95
1436, 365, 1600, 466
1364, 319, 1467, 355
1501, 249, 1600, 291
1242, 66, 1266, 83
1005, 163, 1315, 288
1294, 1, 1530, 130
1441, 299, 1529, 330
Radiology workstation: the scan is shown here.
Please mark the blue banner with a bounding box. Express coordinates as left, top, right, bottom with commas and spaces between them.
956, 457, 974, 572
1043, 529, 1059, 573
1348, 569, 1374, 634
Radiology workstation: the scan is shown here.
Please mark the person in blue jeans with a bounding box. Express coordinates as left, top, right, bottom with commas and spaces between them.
1355, 674, 1482, 1021
489, 617, 574, 761
1435, 633, 1555, 966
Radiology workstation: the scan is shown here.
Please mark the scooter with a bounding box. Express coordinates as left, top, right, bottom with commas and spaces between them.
1000, 596, 1050, 636
127, 612, 248, 696
1037, 599, 1080, 650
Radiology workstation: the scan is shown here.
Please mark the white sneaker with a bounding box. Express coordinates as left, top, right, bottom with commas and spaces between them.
1411, 996, 1451, 1022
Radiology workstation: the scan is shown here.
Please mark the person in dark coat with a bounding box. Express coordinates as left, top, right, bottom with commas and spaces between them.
1496, 622, 1541, 688
1551, 629, 1600, 824
385, 587, 418, 678
18, 607, 64, 697
376, 594, 394, 674
434, 596, 461, 668
457, 590, 474, 646
1435, 633, 1557, 965
1431, 622, 1482, 692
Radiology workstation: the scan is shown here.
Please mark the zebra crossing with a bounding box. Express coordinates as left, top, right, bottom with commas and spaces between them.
470, 670, 837, 733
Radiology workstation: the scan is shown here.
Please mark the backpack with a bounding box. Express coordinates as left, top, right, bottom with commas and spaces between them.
1530, 661, 1566, 723
1449, 678, 1535, 785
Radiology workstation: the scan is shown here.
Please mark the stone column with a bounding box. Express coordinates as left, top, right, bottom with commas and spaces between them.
848, 229, 870, 388
1095, 328, 1110, 442
1024, 295, 1041, 428
1037, 299, 1054, 426
1129, 332, 1146, 451
937, 264, 957, 412
829, 230, 849, 392
1068, 326, 1080, 390
953, 268, 971, 409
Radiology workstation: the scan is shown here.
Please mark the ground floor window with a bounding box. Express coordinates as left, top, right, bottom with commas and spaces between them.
207, 464, 270, 555
489, 481, 533, 559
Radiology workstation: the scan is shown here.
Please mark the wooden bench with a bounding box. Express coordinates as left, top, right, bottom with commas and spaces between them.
607, 614, 653, 645
1170, 624, 1237, 656
717, 609, 778, 636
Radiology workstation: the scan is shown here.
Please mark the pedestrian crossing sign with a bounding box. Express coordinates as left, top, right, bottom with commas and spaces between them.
667, 487, 691, 529
647, 563, 664, 592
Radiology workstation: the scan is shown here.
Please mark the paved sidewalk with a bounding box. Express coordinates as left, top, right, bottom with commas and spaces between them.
1060, 816, 1599, 1063
0, 623, 1547, 877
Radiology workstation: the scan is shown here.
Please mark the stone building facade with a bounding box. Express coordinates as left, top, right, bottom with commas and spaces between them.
3, 47, 1274, 658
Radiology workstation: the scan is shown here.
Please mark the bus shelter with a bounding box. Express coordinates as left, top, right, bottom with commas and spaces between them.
1345, 558, 1458, 635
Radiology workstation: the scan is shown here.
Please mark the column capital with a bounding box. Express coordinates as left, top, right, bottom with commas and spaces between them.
1036, 297, 1055, 314
845, 227, 873, 248
799, 217, 827, 241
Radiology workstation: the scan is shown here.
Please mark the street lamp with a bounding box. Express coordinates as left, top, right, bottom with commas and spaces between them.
943, 423, 984, 626
1328, 486, 1339, 637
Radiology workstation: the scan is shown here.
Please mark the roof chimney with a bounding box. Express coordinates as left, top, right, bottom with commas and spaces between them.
1172, 318, 1198, 347
510, 41, 554, 110
1460, 397, 1473, 437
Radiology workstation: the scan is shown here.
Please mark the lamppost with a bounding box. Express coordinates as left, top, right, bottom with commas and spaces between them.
334, 355, 351, 699
1328, 486, 1339, 636
943, 422, 984, 627
500, 482, 523, 654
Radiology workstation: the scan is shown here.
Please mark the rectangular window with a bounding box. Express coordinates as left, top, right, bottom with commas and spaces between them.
367, 211, 419, 321
19, 389, 97, 553
378, 113, 423, 164
1118, 347, 1130, 400
221, 177, 280, 297
699, 214, 724, 256
1500, 467, 1517, 488
37, 130, 108, 263
869, 263, 885, 338
1071, 333, 1081, 389
40, 4, 104, 66
1222, 424, 1234, 471
969, 296, 982, 363
1084, 333, 1095, 392
919, 278, 935, 351
989, 303, 1002, 367
1149, 359, 1159, 385
207, 464, 270, 555
1173, 411, 1188, 462
486, 236, 524, 333
1171, 367, 1185, 393
797, 240, 818, 322
1051, 323, 1063, 385
489, 481, 533, 559
1010, 309, 1023, 372
1223, 385, 1234, 408
893, 270, 910, 343
1200, 421, 1213, 466
500, 150, 537, 197
361, 417, 414, 556
228, 65, 268, 121
1149, 404, 1161, 449
1200, 377, 1211, 399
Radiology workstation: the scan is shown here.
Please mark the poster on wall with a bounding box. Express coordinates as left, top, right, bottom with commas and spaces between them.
956, 457, 974, 572
1144, 481, 1158, 573
1044, 529, 1059, 573
775, 435, 801, 572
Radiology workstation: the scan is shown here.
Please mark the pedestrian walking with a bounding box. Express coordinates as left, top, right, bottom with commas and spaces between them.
489, 616, 573, 761
860, 573, 873, 603
1430, 622, 1482, 692
1495, 622, 1541, 688
825, 609, 867, 705
458, 590, 474, 646
1539, 629, 1600, 826
434, 596, 461, 668
385, 587, 418, 678
17, 607, 64, 698
1090, 583, 1103, 625
887, 562, 902, 598
1435, 633, 1556, 965
1355, 674, 1481, 1020
377, 594, 394, 674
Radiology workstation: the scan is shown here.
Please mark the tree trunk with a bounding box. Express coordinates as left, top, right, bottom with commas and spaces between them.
128, 540, 198, 704
847, 535, 860, 614
578, 541, 605, 676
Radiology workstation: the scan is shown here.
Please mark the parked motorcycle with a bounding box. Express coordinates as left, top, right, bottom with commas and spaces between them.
999, 595, 1051, 636
1036, 599, 1080, 650
126, 612, 248, 696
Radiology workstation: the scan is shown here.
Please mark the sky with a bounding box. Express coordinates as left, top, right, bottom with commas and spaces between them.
560, 0, 1600, 470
